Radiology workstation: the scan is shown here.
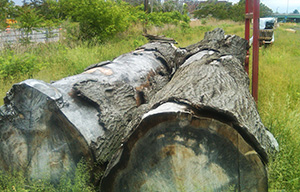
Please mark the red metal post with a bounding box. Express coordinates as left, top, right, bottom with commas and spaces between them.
245, 0, 250, 41
244, 0, 251, 74
252, 0, 260, 102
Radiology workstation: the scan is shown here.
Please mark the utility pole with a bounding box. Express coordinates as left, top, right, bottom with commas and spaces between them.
144, 0, 148, 34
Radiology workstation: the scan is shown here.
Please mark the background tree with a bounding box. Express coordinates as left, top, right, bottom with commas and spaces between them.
16, 5, 44, 43
163, 0, 182, 13
260, 2, 273, 17
230, 0, 245, 21
293, 9, 299, 14
149, 0, 163, 12
28, 0, 43, 7
124, 0, 143, 6
194, 0, 273, 22
32, 0, 60, 20
58, 0, 131, 41
194, 1, 234, 21
0, 0, 16, 30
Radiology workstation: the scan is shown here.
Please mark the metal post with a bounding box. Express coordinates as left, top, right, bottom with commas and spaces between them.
252, 0, 260, 102
244, 0, 251, 74
245, 0, 250, 42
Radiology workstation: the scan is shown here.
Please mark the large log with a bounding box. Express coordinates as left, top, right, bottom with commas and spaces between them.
0, 41, 181, 182
0, 29, 233, 182
0, 29, 278, 190
100, 29, 279, 191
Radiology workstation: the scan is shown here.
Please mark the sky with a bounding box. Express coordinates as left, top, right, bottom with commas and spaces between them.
13, 0, 22, 6
228, 0, 299, 14
12, 0, 300, 14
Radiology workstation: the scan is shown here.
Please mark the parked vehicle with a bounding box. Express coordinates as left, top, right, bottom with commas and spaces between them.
259, 17, 276, 45
249, 17, 277, 46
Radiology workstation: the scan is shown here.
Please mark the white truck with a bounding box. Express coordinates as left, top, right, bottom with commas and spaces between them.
250, 17, 277, 46
258, 17, 276, 45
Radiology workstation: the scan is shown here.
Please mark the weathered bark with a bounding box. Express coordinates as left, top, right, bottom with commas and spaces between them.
0, 29, 278, 190
143, 34, 177, 44
0, 41, 180, 182
100, 29, 278, 191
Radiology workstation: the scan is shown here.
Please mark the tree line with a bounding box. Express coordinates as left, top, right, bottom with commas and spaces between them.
193, 0, 273, 22
0, 0, 191, 42
0, 0, 274, 43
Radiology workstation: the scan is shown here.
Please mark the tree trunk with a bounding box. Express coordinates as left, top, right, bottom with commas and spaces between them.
0, 41, 180, 182
0, 29, 278, 190
100, 29, 278, 192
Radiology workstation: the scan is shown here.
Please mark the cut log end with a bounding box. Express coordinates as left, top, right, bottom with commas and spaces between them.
0, 29, 276, 188
0, 80, 93, 182
101, 110, 267, 192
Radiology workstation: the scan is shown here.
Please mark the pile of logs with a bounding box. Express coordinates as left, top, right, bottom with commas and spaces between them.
0, 28, 278, 191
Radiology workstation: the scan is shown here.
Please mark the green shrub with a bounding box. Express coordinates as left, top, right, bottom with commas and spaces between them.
0, 51, 42, 80
59, 0, 131, 42
15, 6, 45, 45
146, 11, 190, 27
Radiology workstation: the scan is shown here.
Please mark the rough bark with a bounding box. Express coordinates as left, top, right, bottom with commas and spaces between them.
0, 41, 180, 182
100, 29, 278, 191
0, 29, 278, 189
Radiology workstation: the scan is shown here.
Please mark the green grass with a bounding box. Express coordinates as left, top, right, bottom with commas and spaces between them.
0, 20, 299, 191
0, 30, 148, 104
0, 160, 95, 192
258, 23, 300, 191
0, 20, 244, 104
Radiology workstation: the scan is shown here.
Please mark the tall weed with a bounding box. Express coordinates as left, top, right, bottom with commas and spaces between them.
0, 160, 94, 192
0, 50, 42, 80
258, 23, 300, 191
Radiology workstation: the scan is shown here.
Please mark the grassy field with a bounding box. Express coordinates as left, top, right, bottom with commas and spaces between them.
258, 23, 300, 191
0, 20, 299, 191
